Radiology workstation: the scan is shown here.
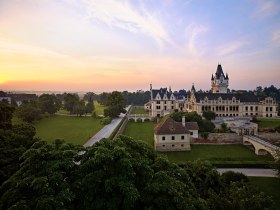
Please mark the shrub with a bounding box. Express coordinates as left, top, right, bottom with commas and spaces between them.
129, 118, 135, 122
91, 111, 97, 118
201, 132, 209, 139
144, 118, 150, 122
221, 171, 249, 185
101, 117, 112, 125
136, 118, 142, 123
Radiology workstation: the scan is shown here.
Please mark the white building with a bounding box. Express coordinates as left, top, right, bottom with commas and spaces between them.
154, 117, 199, 151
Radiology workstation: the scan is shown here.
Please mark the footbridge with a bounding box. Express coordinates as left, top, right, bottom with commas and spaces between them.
127, 114, 153, 122
243, 135, 279, 159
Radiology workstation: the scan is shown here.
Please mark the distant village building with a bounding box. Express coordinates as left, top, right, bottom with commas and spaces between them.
146, 64, 278, 118
154, 117, 199, 151
0, 97, 11, 104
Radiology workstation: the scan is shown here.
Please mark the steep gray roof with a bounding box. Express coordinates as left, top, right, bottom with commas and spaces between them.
215, 64, 226, 79
193, 92, 261, 103
151, 88, 187, 100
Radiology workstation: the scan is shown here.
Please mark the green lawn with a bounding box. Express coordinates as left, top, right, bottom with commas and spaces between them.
249, 177, 280, 209
57, 108, 70, 114
123, 121, 155, 147
160, 145, 273, 164
258, 118, 280, 129
35, 115, 104, 145
130, 108, 148, 114
123, 121, 273, 164
94, 101, 106, 115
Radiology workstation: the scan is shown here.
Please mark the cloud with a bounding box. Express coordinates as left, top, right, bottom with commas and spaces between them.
0, 37, 68, 58
253, 0, 280, 18
184, 23, 207, 56
217, 41, 245, 56
272, 28, 280, 46
84, 0, 172, 48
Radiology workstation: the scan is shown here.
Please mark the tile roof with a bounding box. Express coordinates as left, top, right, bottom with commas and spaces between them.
193, 92, 261, 102
154, 118, 198, 135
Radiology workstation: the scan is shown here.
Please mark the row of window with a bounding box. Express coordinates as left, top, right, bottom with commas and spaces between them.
217, 113, 239, 117
245, 106, 258, 111
156, 101, 174, 104
156, 106, 174, 110
202, 105, 239, 112
265, 107, 273, 112
162, 135, 188, 140
162, 144, 185, 147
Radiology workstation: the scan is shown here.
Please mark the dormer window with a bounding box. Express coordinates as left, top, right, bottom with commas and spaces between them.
204, 97, 208, 102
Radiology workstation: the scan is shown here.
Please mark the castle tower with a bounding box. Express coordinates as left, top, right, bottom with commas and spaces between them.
211, 64, 229, 93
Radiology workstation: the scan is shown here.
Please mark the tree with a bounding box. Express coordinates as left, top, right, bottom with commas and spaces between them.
73, 101, 86, 116
63, 93, 80, 114
0, 136, 273, 210
38, 94, 61, 114
203, 110, 216, 121
15, 101, 41, 123
83, 92, 98, 101
85, 100, 94, 114
221, 122, 228, 132
0, 101, 15, 129
0, 140, 83, 210
0, 123, 37, 185
98, 92, 109, 105
104, 91, 126, 117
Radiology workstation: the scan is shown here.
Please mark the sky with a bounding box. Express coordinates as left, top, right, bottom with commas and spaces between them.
0, 0, 279, 92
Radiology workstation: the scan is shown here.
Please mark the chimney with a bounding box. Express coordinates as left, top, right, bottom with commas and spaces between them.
182, 116, 185, 127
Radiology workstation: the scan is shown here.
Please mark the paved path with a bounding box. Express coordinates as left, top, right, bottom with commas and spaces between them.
83, 105, 131, 147
217, 168, 278, 177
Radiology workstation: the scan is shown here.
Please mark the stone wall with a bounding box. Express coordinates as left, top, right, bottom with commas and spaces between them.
198, 133, 243, 144
257, 133, 280, 145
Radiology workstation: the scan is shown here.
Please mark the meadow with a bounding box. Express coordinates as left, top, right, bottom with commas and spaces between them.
35, 115, 103, 145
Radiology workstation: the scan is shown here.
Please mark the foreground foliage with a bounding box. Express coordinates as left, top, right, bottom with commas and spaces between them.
0, 136, 273, 210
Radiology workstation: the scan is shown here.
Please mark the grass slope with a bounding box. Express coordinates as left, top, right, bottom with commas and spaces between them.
123, 121, 273, 164
258, 118, 280, 129
249, 177, 280, 210
35, 115, 103, 145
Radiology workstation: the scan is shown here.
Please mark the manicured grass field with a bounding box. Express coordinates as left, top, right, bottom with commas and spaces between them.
123, 121, 273, 164
123, 121, 155, 147
35, 115, 104, 145
94, 101, 106, 115
249, 177, 280, 209
160, 145, 273, 163
258, 118, 280, 129
130, 108, 148, 114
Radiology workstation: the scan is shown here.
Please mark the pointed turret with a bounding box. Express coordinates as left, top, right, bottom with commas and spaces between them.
211, 74, 214, 80
191, 83, 196, 92
215, 64, 225, 79
225, 73, 229, 80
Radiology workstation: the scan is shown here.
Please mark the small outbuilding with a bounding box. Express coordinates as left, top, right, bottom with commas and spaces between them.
154, 117, 199, 151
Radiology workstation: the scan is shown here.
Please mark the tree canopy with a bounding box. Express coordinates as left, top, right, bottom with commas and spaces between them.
0, 135, 273, 210
104, 91, 126, 117
15, 101, 41, 123
38, 94, 61, 114
0, 101, 15, 129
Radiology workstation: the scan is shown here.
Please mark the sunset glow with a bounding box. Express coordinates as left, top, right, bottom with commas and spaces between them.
0, 0, 280, 92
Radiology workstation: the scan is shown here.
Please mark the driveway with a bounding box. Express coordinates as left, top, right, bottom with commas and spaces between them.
217, 168, 278, 177
83, 105, 131, 147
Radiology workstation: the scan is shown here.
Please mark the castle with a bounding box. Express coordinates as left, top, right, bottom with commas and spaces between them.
145, 64, 278, 118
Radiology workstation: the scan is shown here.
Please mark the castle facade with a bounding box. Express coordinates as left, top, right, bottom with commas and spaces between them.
145, 64, 278, 118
